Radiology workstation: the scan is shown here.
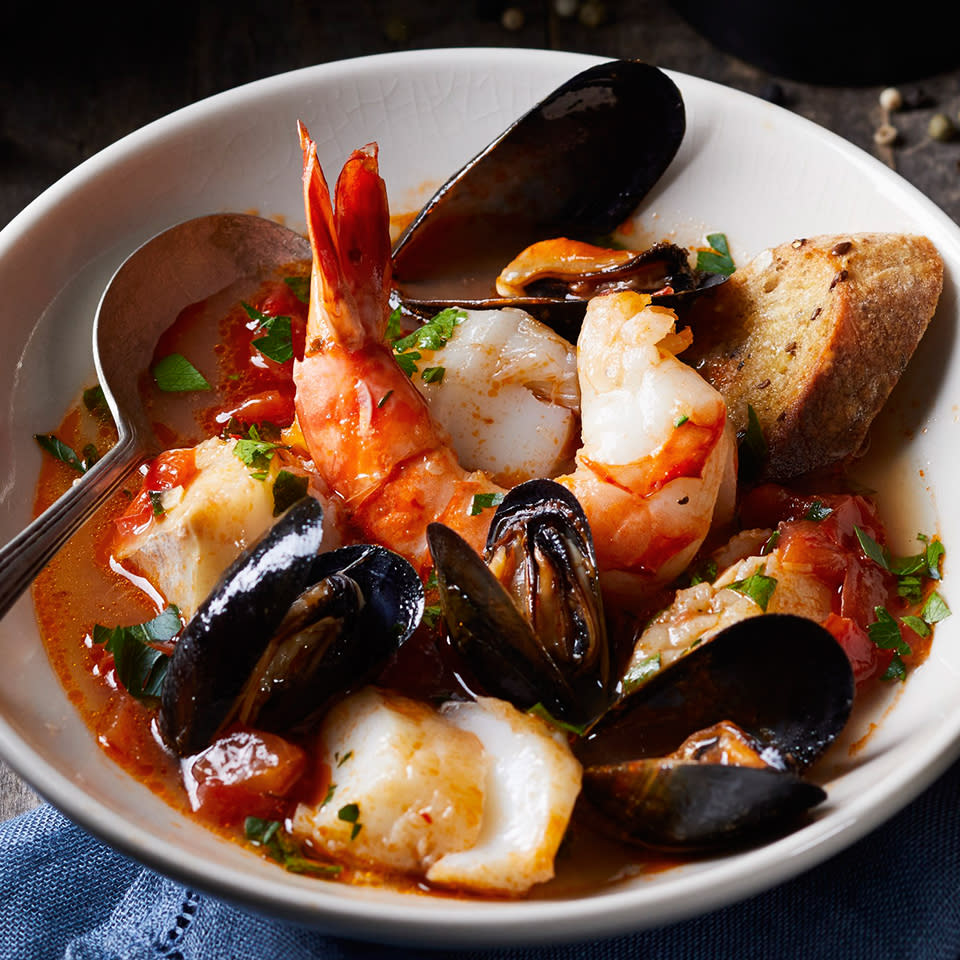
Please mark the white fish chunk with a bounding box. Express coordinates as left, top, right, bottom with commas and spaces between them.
290, 688, 487, 876
115, 436, 338, 619
426, 697, 582, 896
414, 308, 580, 486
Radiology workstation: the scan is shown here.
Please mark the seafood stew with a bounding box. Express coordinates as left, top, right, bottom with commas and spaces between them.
22, 57, 952, 911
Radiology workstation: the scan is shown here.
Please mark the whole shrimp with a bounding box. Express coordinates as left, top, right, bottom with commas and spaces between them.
293, 126, 735, 597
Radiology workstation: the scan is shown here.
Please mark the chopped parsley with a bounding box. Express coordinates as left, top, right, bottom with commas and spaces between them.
377, 390, 393, 408
422, 604, 443, 630
34, 434, 87, 474
469, 491, 505, 516
283, 275, 310, 304
337, 803, 363, 840
921, 591, 951, 624
527, 702, 588, 737
233, 424, 286, 480
855, 527, 948, 604
696, 232, 736, 276
82, 384, 113, 424
621, 653, 662, 697
92, 605, 181, 701
272, 470, 308, 516
385, 306, 405, 342
674, 414, 689, 428
760, 530, 781, 555
244, 817, 342, 876
335, 750, 353, 767
391, 307, 465, 381
243, 302, 294, 365
736, 404, 767, 483
687, 558, 718, 586
803, 500, 833, 522
726, 569, 777, 611
148, 491, 165, 518
151, 353, 211, 392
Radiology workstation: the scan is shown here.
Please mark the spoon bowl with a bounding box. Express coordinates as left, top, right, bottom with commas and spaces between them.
0, 213, 310, 619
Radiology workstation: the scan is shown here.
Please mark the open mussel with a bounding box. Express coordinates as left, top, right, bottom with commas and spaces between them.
159, 497, 424, 756
427, 479, 613, 728
576, 614, 855, 850
391, 59, 692, 335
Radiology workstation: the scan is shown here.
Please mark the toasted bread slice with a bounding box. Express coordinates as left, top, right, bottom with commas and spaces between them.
683, 233, 943, 480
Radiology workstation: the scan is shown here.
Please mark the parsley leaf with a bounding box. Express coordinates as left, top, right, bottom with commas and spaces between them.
687, 559, 719, 586
243, 302, 294, 364
283, 276, 310, 304
233, 425, 285, 480
621, 653, 662, 697
83, 384, 114, 424
152, 353, 211, 392
696, 232, 736, 276
92, 605, 181, 701
391, 308, 465, 353
527, 702, 588, 737
469, 492, 505, 516
921, 591, 951, 624
736, 405, 767, 483
245, 817, 342, 876
726, 570, 777, 611
337, 803, 363, 840
854, 526, 889, 569
867, 606, 911, 654
421, 366, 446, 384
34, 434, 86, 473
803, 500, 833, 522
385, 306, 405, 343
394, 350, 421, 378
272, 470, 308, 516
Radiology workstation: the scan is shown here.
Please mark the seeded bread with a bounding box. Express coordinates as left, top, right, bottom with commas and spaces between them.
683, 233, 943, 481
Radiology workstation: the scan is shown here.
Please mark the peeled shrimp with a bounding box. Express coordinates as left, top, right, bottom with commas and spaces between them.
292, 127, 734, 594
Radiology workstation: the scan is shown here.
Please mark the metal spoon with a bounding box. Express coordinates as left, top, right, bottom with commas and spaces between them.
0, 213, 310, 619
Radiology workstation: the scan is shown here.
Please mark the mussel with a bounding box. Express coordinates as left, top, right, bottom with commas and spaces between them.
159, 497, 424, 756
391, 59, 722, 336
576, 614, 855, 850
427, 479, 613, 728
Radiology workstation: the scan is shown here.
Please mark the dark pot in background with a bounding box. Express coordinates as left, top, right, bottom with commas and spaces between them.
671, 2, 960, 85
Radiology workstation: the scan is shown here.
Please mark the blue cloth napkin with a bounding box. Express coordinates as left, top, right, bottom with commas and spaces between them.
2, 756, 960, 960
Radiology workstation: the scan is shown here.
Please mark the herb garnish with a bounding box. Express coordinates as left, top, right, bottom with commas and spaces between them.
621, 653, 662, 697
687, 559, 718, 586
391, 307, 465, 381
34, 434, 87, 474
233, 424, 286, 480
243, 302, 294, 364
82, 384, 114, 424
736, 405, 767, 483
696, 232, 736, 276
152, 353, 211, 392
272, 470, 308, 516
244, 817, 342, 876
674, 415, 689, 428
726, 569, 778, 611
527, 702, 588, 737
337, 803, 363, 840
422, 604, 443, 630
92, 605, 181, 701
803, 500, 833, 522
283, 276, 310, 304
469, 492, 505, 516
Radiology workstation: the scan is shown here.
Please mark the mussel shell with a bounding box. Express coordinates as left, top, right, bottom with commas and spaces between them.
159, 498, 424, 756
392, 59, 685, 330
576, 613, 855, 771
582, 759, 827, 851
428, 479, 612, 726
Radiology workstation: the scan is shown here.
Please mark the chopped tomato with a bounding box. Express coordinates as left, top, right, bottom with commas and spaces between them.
189, 728, 308, 826
742, 484, 897, 683
113, 448, 198, 540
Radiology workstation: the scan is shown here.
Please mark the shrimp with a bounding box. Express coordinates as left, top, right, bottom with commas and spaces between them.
292, 127, 735, 596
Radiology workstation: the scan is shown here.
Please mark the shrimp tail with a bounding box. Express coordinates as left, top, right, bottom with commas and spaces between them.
298, 121, 392, 350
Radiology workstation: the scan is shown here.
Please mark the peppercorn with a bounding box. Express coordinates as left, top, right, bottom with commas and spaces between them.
929, 113, 955, 142
578, 0, 606, 26
874, 123, 898, 146
879, 87, 902, 112
501, 5, 525, 29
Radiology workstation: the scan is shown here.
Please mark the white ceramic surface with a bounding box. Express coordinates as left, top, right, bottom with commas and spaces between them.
1, 48, 958, 947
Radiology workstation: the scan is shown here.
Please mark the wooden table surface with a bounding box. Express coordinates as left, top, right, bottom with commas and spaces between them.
3, 0, 960, 819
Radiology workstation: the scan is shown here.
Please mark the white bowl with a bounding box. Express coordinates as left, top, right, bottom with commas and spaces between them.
1, 48, 958, 947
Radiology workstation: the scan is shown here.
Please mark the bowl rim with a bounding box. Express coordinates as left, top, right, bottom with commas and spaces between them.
2, 46, 960, 947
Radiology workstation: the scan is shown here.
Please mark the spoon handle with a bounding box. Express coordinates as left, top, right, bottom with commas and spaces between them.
0, 436, 142, 620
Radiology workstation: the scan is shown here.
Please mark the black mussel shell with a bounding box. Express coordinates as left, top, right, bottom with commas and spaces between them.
159, 498, 424, 756
391, 59, 685, 330
428, 479, 613, 726
576, 613, 855, 771
582, 759, 827, 851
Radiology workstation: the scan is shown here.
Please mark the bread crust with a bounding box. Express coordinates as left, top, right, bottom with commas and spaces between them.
683, 233, 943, 481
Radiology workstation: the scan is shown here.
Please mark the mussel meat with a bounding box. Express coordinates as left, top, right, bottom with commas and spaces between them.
159, 496, 424, 756
576, 613, 855, 850
391, 59, 700, 333
427, 479, 613, 728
